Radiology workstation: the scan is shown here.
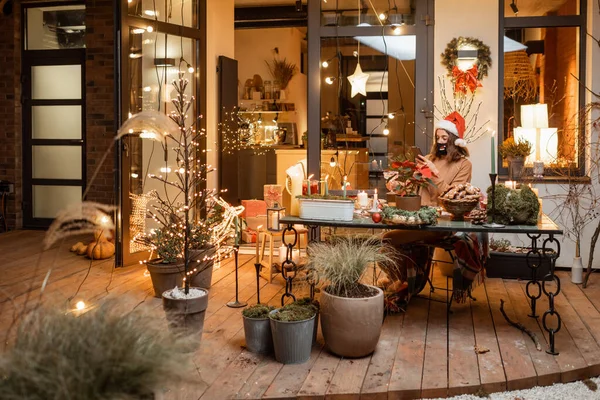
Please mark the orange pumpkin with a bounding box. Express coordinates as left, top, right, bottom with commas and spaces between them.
86, 238, 115, 260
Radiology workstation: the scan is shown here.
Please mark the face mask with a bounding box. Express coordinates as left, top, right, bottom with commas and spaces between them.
436, 143, 447, 156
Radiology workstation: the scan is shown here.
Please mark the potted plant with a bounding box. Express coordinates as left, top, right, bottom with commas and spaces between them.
499, 137, 533, 180
269, 300, 318, 364
0, 302, 193, 399
120, 72, 219, 344
486, 238, 552, 279
242, 304, 276, 355
386, 154, 435, 211
265, 57, 297, 99
307, 235, 395, 358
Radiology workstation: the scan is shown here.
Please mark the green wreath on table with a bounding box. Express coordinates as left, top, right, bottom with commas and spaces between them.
381, 206, 438, 226
441, 36, 492, 81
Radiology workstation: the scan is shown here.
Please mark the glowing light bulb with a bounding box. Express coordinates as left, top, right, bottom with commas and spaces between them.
143, 86, 152, 92
325, 77, 335, 85
146, 25, 154, 32
132, 28, 146, 34
144, 10, 157, 16
321, 60, 329, 68
76, 301, 86, 310
383, 125, 390, 135
392, 25, 401, 35
160, 167, 172, 173
187, 65, 195, 73
378, 12, 387, 21
329, 157, 336, 167
131, 173, 139, 178
388, 113, 395, 119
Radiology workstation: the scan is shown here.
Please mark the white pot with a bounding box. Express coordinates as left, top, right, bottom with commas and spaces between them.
571, 256, 583, 284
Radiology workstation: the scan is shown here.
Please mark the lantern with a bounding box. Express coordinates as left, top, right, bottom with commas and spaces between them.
267, 203, 285, 232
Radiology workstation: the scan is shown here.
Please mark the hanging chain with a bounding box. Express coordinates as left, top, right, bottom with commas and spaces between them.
542, 234, 561, 355
525, 234, 542, 317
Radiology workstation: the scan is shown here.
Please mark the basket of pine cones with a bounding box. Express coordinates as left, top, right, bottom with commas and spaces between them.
466, 209, 488, 224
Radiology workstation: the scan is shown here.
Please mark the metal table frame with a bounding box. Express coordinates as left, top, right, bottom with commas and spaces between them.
277, 214, 564, 355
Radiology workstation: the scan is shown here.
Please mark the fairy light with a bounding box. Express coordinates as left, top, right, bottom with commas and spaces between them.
146, 25, 154, 32
325, 77, 335, 85
321, 60, 329, 68
76, 301, 86, 310
383, 125, 390, 135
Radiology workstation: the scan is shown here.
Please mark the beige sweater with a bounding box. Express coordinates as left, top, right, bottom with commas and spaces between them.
420, 156, 472, 206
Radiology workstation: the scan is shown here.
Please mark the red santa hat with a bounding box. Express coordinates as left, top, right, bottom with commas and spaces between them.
436, 111, 466, 148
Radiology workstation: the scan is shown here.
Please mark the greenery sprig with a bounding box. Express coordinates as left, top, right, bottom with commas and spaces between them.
381, 205, 438, 225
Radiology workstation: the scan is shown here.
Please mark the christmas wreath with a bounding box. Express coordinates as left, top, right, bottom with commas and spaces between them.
441, 37, 492, 81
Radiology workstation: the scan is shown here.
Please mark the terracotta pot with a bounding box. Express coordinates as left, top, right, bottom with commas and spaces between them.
395, 195, 421, 211
147, 247, 215, 298
320, 285, 384, 358
162, 287, 209, 350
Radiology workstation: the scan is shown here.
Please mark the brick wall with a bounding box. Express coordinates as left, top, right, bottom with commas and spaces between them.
0, 1, 116, 230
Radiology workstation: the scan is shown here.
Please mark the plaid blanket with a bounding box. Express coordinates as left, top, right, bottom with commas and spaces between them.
382, 232, 487, 312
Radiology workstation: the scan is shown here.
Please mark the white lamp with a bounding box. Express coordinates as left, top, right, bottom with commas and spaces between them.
513, 104, 558, 165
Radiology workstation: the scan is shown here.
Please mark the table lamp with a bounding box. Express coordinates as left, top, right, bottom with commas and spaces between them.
513, 103, 558, 166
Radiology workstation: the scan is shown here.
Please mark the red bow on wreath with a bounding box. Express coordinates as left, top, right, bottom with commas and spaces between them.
452, 65, 482, 94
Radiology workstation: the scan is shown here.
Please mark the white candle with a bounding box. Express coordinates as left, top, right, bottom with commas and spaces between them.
270, 212, 279, 231
357, 191, 369, 207
325, 174, 329, 196
279, 244, 287, 265
505, 181, 515, 189
373, 188, 378, 205
343, 175, 347, 198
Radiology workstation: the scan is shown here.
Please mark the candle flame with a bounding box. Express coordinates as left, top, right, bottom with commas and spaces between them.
374, 188, 377, 193
308, 174, 314, 180
491, 130, 496, 137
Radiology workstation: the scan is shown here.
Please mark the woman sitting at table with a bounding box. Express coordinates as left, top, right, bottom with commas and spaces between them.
381, 112, 484, 312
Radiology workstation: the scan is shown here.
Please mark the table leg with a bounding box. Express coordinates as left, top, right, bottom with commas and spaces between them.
280, 224, 298, 305
542, 234, 561, 355
525, 234, 542, 318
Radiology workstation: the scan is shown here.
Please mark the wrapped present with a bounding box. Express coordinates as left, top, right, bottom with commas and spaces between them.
263, 184, 283, 208
241, 199, 267, 218
242, 230, 257, 243
245, 216, 267, 231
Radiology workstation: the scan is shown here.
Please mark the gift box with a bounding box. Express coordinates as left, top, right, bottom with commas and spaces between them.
263, 185, 283, 208
245, 216, 267, 231
242, 230, 257, 243
241, 199, 267, 218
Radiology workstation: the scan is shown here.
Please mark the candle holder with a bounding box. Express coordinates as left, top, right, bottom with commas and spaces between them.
227, 245, 248, 308
483, 173, 505, 228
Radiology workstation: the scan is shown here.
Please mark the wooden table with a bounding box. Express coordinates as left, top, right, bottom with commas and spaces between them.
278, 214, 565, 355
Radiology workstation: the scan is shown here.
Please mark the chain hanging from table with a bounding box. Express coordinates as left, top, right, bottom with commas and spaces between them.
525, 233, 543, 317
280, 225, 298, 305
541, 235, 561, 355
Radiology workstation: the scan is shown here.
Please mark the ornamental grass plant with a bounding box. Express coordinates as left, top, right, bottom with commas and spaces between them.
307, 235, 396, 298
0, 301, 193, 400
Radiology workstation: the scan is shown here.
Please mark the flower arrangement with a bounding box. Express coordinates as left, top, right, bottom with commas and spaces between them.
265, 58, 297, 90
385, 154, 435, 197
499, 137, 533, 159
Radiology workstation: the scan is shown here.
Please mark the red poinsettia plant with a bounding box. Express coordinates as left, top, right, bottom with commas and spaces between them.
385, 154, 435, 197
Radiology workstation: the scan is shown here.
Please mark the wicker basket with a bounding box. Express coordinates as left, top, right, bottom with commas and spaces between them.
438, 198, 479, 221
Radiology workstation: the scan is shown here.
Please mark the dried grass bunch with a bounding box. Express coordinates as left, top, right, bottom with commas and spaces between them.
265, 58, 297, 90
307, 235, 396, 298
0, 301, 193, 399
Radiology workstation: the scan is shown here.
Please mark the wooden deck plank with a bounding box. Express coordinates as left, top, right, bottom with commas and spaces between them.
484, 279, 538, 391
558, 273, 600, 376
420, 294, 448, 399
447, 289, 480, 396
325, 356, 371, 400
388, 297, 430, 400
503, 280, 561, 386
296, 337, 340, 400
518, 278, 589, 383
359, 314, 404, 400
469, 282, 507, 395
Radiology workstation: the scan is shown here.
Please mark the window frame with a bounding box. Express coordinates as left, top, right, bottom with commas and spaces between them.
498, 0, 588, 179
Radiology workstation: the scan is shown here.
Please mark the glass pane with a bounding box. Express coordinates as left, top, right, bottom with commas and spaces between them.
32, 106, 82, 139
26, 5, 86, 50
321, 0, 416, 27
320, 36, 415, 190
503, 26, 580, 167
127, 0, 197, 28
33, 185, 81, 219
126, 29, 198, 250
32, 65, 82, 100
32, 145, 82, 179
504, 0, 579, 17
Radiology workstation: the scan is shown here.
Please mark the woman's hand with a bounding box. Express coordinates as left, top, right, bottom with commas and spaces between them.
416, 155, 439, 176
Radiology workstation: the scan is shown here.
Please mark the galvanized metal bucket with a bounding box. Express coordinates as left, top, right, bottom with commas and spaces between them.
242, 316, 273, 355
269, 310, 316, 364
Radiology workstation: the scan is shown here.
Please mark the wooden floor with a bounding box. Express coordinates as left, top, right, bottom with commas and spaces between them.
3, 230, 600, 399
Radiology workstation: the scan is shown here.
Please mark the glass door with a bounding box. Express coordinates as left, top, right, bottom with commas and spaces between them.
22, 4, 86, 228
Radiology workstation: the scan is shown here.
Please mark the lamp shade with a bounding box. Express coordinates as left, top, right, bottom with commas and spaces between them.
521, 104, 548, 129
514, 127, 558, 164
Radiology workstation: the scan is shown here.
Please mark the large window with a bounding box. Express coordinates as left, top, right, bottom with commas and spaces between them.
118, 0, 205, 266
500, 0, 586, 176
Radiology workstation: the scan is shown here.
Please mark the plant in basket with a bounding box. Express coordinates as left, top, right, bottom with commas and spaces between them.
386, 153, 435, 211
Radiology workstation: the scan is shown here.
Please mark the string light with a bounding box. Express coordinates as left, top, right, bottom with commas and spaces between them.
383, 125, 390, 135
76, 301, 86, 310
378, 12, 387, 21
388, 113, 395, 119
146, 25, 154, 32
325, 76, 335, 85
330, 157, 337, 167
321, 60, 329, 68
392, 24, 401, 35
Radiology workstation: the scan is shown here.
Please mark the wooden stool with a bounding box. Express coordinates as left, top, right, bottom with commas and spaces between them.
256, 227, 308, 283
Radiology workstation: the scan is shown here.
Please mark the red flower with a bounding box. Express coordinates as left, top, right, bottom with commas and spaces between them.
390, 161, 402, 169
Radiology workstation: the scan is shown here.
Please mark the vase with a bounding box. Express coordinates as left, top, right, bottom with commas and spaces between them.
395, 195, 421, 211
572, 256, 583, 284
508, 156, 525, 181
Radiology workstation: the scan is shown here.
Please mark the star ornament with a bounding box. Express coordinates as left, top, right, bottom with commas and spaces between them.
347, 63, 370, 97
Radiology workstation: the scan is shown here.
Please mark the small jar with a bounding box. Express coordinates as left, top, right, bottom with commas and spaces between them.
273, 80, 281, 100
264, 80, 272, 100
